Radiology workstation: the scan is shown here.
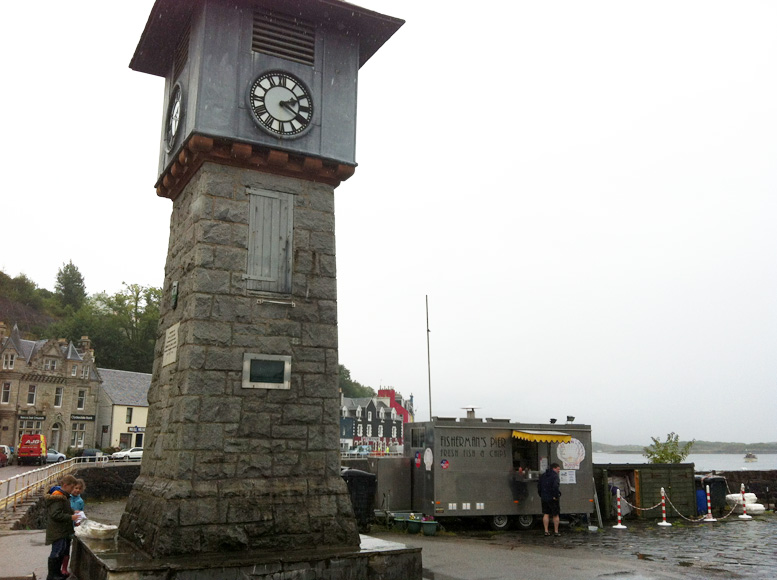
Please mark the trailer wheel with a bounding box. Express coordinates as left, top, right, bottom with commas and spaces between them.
515, 515, 535, 530
489, 515, 512, 531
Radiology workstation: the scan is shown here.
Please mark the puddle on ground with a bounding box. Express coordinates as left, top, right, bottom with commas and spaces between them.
439, 514, 776, 579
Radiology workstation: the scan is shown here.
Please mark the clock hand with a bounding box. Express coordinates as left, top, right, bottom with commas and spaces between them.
280, 98, 309, 125
280, 98, 299, 113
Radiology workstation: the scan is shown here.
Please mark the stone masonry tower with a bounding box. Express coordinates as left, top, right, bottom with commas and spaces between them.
117, 0, 404, 558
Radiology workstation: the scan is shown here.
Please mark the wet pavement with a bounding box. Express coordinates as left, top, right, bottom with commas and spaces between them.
435, 514, 777, 579
6, 500, 773, 579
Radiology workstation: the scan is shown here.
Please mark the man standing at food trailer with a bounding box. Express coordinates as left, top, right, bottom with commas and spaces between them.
539, 462, 562, 536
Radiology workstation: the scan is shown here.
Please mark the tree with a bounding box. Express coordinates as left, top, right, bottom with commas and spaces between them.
643, 432, 695, 464
47, 283, 161, 373
339, 364, 376, 398
4, 272, 44, 309
93, 283, 161, 372
55, 261, 87, 310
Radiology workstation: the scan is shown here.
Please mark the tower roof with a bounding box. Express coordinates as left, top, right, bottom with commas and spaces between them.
130, 0, 404, 76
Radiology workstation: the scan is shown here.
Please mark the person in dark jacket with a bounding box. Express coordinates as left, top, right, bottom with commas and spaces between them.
538, 462, 562, 536
45, 474, 80, 580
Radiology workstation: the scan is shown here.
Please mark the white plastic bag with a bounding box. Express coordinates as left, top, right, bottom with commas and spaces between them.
75, 519, 118, 540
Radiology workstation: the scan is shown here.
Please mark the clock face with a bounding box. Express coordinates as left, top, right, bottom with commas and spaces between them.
165, 84, 183, 152
248, 71, 313, 137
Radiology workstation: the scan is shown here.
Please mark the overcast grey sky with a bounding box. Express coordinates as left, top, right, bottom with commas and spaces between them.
2, 1, 775, 445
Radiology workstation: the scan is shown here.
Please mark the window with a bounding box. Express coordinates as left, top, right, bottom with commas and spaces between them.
71, 365, 78, 377
81, 365, 89, 379
27, 385, 37, 405
357, 424, 363, 437
1, 382, 10, 404
378, 425, 384, 438
18, 418, 42, 441
77, 390, 86, 410
366, 425, 372, 437
356, 406, 362, 418
342, 407, 348, 417
392, 425, 397, 438
391, 408, 397, 420
411, 427, 425, 448
54, 387, 63, 407
44, 358, 57, 371
126, 408, 133, 423
2, 353, 15, 369
367, 411, 372, 421
379, 408, 385, 420
71, 423, 86, 448
245, 187, 293, 294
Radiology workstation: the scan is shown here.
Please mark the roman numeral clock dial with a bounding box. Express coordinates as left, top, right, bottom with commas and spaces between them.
165, 83, 183, 152
249, 71, 314, 138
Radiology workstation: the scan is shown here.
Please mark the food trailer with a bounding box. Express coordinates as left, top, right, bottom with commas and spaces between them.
404, 415, 595, 530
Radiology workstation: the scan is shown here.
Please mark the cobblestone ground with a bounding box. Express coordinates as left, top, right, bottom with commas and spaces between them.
445, 514, 777, 579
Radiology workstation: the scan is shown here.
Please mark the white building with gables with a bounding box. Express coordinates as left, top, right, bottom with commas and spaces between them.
96, 368, 150, 450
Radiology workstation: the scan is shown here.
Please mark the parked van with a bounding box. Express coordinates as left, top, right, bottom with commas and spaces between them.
17, 434, 47, 466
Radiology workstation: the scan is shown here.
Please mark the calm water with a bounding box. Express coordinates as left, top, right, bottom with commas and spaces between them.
592, 452, 777, 472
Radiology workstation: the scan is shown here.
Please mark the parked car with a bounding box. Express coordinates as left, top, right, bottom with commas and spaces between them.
111, 447, 143, 461
345, 445, 372, 457
78, 448, 104, 462
0, 445, 12, 466
46, 449, 67, 463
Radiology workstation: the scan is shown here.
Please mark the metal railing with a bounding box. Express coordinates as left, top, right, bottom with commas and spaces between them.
340, 451, 404, 459
0, 456, 112, 514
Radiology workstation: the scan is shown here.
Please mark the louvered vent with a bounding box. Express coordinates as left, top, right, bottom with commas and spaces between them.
173, 20, 191, 81
252, 11, 315, 66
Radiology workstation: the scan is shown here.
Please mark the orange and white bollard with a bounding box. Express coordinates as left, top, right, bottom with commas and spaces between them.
613, 488, 627, 529
658, 487, 672, 526
704, 484, 717, 522
738, 483, 753, 520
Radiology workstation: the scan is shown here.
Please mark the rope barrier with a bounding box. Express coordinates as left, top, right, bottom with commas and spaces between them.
664, 491, 710, 523
608, 481, 756, 525
619, 496, 662, 512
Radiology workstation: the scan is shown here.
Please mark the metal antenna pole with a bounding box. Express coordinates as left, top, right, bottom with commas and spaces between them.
426, 295, 432, 420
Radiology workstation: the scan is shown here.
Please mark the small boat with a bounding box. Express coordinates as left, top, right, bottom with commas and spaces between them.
744, 451, 757, 462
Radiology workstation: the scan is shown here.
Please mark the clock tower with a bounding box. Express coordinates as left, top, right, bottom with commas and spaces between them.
70, 1, 421, 578
137, 0, 399, 200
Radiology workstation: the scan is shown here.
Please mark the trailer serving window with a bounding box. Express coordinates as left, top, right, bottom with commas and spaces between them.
511, 430, 571, 471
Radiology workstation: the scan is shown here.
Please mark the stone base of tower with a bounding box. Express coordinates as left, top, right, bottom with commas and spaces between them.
118, 474, 359, 556
72, 534, 422, 580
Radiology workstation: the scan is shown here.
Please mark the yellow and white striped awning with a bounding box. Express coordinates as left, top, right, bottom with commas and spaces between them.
512, 430, 571, 443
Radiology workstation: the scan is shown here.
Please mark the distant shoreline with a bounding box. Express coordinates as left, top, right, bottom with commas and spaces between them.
600, 450, 777, 454
593, 442, 777, 454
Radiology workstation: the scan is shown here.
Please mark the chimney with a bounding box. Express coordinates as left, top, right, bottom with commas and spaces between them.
462, 406, 479, 419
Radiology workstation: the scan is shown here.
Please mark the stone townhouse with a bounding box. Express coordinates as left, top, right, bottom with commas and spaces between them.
0, 323, 100, 452
340, 388, 413, 451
